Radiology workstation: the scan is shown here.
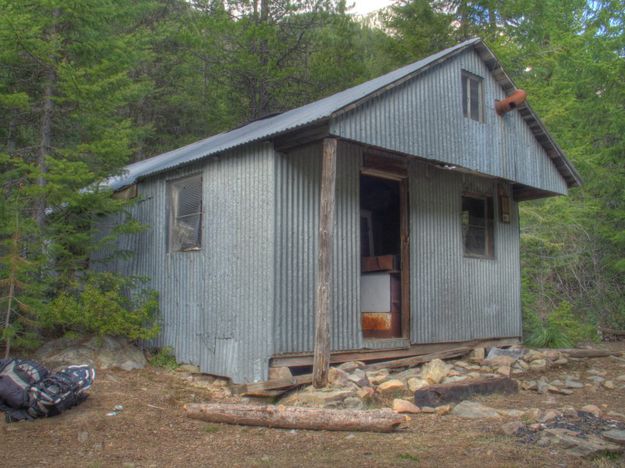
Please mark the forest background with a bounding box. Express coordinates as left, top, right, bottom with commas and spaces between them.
1, 0, 623, 354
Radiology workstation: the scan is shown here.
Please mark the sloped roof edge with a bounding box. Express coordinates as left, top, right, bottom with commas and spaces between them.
472, 41, 581, 188
106, 37, 580, 190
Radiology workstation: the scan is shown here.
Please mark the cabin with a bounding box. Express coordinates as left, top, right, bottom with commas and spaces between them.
98, 38, 581, 384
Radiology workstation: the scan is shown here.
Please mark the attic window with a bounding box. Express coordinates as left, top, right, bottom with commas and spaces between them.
168, 174, 202, 252
461, 194, 494, 258
461, 71, 483, 122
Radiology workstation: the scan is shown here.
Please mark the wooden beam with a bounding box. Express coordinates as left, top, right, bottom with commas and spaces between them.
271, 337, 520, 368
365, 346, 472, 371
312, 137, 337, 388
399, 178, 410, 339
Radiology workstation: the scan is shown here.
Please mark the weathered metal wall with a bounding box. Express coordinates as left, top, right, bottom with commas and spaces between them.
273, 141, 362, 354
331, 48, 568, 195
409, 160, 522, 343
94, 143, 276, 383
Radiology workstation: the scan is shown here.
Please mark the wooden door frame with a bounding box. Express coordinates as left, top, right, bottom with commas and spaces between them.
360, 154, 410, 341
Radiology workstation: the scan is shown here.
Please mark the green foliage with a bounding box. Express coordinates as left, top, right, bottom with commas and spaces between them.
203, 424, 220, 433
149, 346, 178, 370
397, 453, 420, 462
43, 273, 160, 341
525, 301, 597, 348
1, 0, 624, 353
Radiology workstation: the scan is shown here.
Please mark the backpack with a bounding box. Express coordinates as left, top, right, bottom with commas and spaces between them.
0, 359, 49, 409
27, 365, 95, 419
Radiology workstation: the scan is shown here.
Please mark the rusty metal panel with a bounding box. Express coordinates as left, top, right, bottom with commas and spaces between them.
409, 160, 522, 343
273, 140, 362, 354
93, 143, 276, 383
331, 48, 568, 196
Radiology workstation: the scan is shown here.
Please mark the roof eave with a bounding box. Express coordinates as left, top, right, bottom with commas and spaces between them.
474, 40, 582, 188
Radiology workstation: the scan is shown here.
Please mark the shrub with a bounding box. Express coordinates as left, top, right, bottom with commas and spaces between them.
149, 346, 178, 370
524, 301, 597, 348
43, 272, 160, 341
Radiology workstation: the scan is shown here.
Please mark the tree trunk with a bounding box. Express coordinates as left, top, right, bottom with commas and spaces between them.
312, 138, 337, 388
7, 111, 17, 154
3, 219, 19, 359
35, 8, 59, 229
184, 403, 406, 432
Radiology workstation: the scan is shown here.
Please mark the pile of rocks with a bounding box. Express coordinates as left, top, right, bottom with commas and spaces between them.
281, 357, 459, 410
35, 335, 147, 371
521, 367, 625, 395
503, 406, 625, 458
280, 346, 571, 410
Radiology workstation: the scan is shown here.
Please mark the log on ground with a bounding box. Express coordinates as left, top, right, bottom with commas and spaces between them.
413, 377, 518, 407
184, 403, 406, 432
558, 349, 624, 359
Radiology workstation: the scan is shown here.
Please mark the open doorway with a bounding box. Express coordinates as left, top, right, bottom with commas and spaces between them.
360, 174, 408, 339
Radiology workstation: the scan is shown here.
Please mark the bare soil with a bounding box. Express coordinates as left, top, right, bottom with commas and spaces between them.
2, 343, 625, 468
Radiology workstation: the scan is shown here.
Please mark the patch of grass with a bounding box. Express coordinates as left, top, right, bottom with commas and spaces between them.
591, 451, 623, 467
398, 453, 419, 462
149, 346, 178, 370
203, 424, 220, 433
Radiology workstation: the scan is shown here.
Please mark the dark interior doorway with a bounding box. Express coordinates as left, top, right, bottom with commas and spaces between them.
360, 175, 403, 339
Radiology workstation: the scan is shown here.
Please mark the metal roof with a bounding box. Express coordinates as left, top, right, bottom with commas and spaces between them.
107, 37, 580, 191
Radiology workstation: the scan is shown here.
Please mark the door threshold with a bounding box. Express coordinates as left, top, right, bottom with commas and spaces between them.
362, 338, 410, 350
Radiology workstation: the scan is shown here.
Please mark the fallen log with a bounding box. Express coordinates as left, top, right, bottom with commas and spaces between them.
559, 349, 624, 359
413, 377, 518, 407
600, 327, 625, 338
366, 346, 472, 371
184, 403, 406, 432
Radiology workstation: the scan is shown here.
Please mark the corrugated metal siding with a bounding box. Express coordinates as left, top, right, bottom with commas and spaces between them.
331, 48, 568, 195
409, 160, 521, 343
106, 40, 483, 191
94, 143, 276, 383
273, 141, 362, 353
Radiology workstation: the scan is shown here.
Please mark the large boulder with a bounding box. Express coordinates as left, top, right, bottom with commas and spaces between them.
35, 335, 147, 370
421, 359, 451, 384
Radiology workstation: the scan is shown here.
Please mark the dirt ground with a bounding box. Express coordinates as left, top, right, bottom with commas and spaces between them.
2, 343, 625, 468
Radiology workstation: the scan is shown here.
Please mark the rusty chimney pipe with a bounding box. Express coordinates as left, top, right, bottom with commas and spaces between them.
495, 89, 527, 116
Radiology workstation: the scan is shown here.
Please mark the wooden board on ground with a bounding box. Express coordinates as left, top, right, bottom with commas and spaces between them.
365, 346, 472, 371
413, 377, 519, 407
270, 338, 519, 368
184, 403, 406, 433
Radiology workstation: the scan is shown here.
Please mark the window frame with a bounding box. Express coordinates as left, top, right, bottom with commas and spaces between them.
461, 192, 495, 259
461, 70, 484, 123
167, 173, 203, 253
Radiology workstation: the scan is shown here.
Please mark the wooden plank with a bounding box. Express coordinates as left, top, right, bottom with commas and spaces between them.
413, 377, 518, 407
112, 183, 138, 200
312, 137, 337, 388
270, 337, 520, 368
273, 123, 330, 152
184, 403, 406, 433
365, 346, 473, 371
239, 374, 313, 395
362, 153, 408, 177
399, 178, 410, 339
361, 255, 397, 272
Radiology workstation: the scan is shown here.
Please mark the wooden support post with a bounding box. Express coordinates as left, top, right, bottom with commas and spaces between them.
312, 137, 337, 388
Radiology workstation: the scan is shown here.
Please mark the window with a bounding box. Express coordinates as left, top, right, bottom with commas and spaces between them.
461, 71, 483, 122
461, 195, 494, 258
168, 174, 202, 252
